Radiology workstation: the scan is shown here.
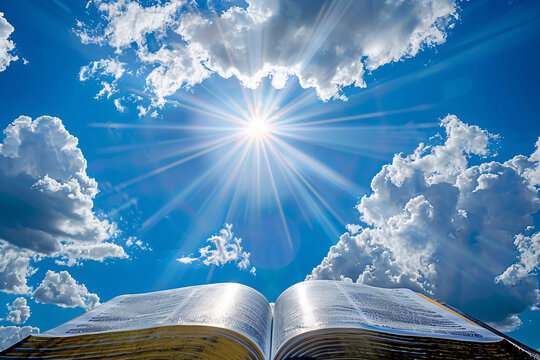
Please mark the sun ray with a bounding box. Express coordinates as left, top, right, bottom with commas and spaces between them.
296, 1, 352, 69
270, 135, 363, 195
210, 139, 255, 217
225, 144, 259, 221
89, 122, 224, 131
152, 133, 242, 162
275, 104, 433, 127
115, 134, 239, 190
95, 137, 198, 155
141, 137, 250, 231
266, 138, 346, 226
260, 139, 295, 250
265, 137, 342, 238
268, 91, 318, 123
177, 94, 247, 124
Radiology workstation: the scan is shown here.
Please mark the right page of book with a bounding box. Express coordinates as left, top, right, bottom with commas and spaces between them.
272, 280, 502, 357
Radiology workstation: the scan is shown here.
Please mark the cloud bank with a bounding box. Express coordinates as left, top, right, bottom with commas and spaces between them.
0, 116, 126, 294
78, 0, 458, 111
177, 224, 256, 275
0, 12, 18, 72
33, 270, 100, 310
309, 115, 540, 332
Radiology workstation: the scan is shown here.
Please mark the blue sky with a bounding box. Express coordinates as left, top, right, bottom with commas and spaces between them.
0, 0, 539, 351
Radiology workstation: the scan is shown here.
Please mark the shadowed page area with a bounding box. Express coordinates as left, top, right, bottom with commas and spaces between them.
0, 325, 263, 359
273, 329, 536, 360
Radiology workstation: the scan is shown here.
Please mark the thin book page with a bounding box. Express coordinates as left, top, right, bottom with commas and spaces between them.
271, 280, 502, 358
43, 283, 273, 359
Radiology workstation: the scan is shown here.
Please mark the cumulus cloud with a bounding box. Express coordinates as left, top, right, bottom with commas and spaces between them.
0, 116, 116, 254
177, 224, 256, 275
309, 115, 540, 331
0, 325, 39, 352
32, 270, 100, 310
492, 314, 523, 333
78, 0, 458, 109
0, 12, 18, 72
6, 297, 30, 324
0, 242, 35, 294
0, 116, 127, 294
495, 232, 540, 286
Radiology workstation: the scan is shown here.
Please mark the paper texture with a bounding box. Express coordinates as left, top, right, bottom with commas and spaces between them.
44, 283, 272, 358
272, 280, 501, 357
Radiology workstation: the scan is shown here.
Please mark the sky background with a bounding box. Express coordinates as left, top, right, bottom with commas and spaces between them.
0, 0, 539, 352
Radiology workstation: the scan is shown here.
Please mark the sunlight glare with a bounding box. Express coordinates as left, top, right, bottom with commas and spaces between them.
245, 116, 270, 139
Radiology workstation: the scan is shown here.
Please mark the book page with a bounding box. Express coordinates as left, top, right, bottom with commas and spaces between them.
43, 283, 273, 359
272, 280, 501, 357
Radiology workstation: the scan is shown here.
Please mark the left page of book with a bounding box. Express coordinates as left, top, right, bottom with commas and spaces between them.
43, 283, 273, 359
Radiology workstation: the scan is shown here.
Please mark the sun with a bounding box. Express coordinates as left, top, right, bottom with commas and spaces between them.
245, 116, 270, 139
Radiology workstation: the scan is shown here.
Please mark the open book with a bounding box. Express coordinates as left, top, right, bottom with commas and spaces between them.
1, 281, 538, 359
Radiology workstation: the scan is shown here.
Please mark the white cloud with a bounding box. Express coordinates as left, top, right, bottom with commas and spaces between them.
495, 232, 540, 286
137, 104, 148, 117
0, 241, 35, 294
487, 314, 523, 333
78, 0, 458, 108
177, 224, 256, 274
114, 98, 126, 112
177, 256, 197, 264
139, 46, 211, 106
0, 115, 124, 255
0, 325, 39, 352
32, 270, 100, 310
79, 58, 126, 81
0, 116, 127, 294
55, 242, 127, 266
6, 297, 30, 324
95, 81, 117, 99
79, 59, 126, 101
309, 115, 540, 332
0, 12, 18, 72
125, 236, 151, 251
345, 224, 361, 235
524, 138, 540, 186
80, 0, 185, 50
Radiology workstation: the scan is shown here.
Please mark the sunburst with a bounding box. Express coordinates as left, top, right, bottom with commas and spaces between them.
91, 82, 434, 264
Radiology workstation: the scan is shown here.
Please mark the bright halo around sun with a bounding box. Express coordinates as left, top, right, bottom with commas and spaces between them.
245, 116, 270, 139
